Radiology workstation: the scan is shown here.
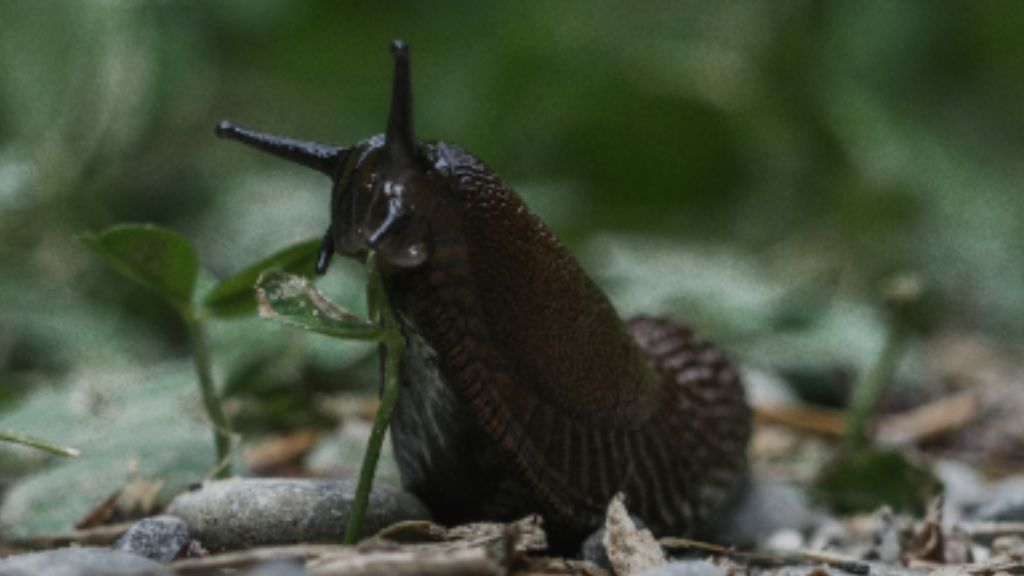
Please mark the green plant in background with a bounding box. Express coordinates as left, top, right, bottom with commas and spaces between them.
81, 224, 235, 477
82, 223, 402, 543
843, 275, 924, 451
80, 224, 324, 478
0, 431, 79, 459
817, 274, 940, 516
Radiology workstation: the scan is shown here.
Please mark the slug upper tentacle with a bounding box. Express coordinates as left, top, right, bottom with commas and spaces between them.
217, 39, 751, 547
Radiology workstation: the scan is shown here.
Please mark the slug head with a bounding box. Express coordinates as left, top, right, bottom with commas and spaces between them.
216, 40, 439, 274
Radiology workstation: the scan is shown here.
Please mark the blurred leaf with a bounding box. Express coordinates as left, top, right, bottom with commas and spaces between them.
0, 431, 78, 458
815, 448, 941, 516
0, 361, 242, 537
79, 224, 198, 314
203, 238, 321, 318
254, 270, 381, 341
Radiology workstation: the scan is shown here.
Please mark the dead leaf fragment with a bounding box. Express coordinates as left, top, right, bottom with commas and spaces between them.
603, 493, 665, 575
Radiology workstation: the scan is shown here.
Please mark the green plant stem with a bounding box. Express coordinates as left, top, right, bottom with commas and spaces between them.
185, 314, 232, 477
0, 431, 79, 457
844, 322, 908, 451
344, 253, 404, 544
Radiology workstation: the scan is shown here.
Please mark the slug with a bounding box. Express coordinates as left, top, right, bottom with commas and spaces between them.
217, 40, 751, 546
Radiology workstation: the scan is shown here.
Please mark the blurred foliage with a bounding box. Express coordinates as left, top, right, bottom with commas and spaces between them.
816, 448, 941, 516
1, 1, 1023, 534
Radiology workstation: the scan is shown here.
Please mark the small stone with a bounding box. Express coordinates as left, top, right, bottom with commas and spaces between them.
967, 476, 1024, 522
764, 528, 804, 552
112, 515, 190, 563
240, 559, 309, 576
933, 459, 984, 513
0, 547, 171, 576
166, 478, 430, 551
806, 518, 851, 552
774, 563, 927, 576
634, 560, 725, 576
580, 528, 610, 569
720, 478, 819, 547
992, 535, 1024, 555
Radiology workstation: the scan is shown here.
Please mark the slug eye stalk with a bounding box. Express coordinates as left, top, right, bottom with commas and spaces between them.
214, 121, 346, 177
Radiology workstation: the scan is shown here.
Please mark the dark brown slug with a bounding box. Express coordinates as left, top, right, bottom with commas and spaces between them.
217, 40, 751, 546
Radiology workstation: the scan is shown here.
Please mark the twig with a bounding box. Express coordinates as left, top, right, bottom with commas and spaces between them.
660, 536, 870, 574
877, 390, 979, 445
755, 405, 846, 437
309, 545, 499, 576
12, 522, 133, 549
171, 544, 348, 573
957, 521, 1024, 543
757, 389, 981, 446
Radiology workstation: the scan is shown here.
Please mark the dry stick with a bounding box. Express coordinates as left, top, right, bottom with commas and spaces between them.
660, 537, 870, 575
876, 390, 980, 445
755, 405, 847, 437
12, 523, 134, 550
172, 544, 349, 574
309, 545, 498, 576
756, 389, 981, 444
957, 521, 1024, 540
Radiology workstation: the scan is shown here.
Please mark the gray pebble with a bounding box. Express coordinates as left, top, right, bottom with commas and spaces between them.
634, 560, 725, 576
0, 547, 171, 576
580, 527, 611, 570
967, 476, 1024, 522
773, 563, 927, 576
971, 495, 1024, 522
720, 478, 819, 546
111, 515, 190, 563
240, 559, 308, 576
933, 459, 985, 511
764, 528, 804, 552
166, 478, 430, 551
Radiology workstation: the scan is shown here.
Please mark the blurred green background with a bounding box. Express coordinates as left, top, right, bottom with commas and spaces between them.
1, 1, 1022, 535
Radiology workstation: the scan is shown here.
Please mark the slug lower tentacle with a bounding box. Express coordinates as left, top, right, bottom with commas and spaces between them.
217, 40, 751, 547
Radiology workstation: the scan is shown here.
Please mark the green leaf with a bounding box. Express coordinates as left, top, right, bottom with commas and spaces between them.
0, 431, 79, 458
815, 448, 941, 516
203, 239, 321, 318
80, 224, 198, 313
254, 270, 383, 340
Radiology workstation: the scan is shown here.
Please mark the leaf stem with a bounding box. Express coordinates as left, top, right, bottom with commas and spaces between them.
844, 275, 922, 451
185, 313, 233, 477
0, 431, 80, 458
844, 322, 908, 451
344, 253, 404, 544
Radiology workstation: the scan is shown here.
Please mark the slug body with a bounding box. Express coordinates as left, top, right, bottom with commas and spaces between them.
218, 41, 751, 545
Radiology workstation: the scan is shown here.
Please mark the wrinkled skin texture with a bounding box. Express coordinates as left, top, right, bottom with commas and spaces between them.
348, 140, 753, 546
